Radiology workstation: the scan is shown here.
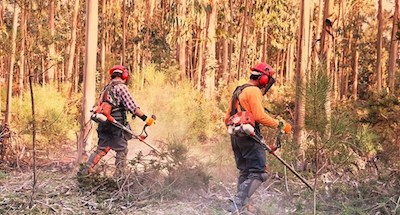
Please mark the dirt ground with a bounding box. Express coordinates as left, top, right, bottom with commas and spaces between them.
0, 136, 315, 215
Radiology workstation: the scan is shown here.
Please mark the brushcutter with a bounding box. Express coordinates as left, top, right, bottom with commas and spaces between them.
239, 125, 313, 191
91, 112, 168, 160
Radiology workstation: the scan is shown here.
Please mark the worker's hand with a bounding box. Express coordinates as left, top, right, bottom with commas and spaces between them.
282, 122, 292, 134
277, 117, 292, 134
145, 117, 154, 126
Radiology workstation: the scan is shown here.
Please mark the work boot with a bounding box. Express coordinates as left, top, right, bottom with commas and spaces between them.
226, 196, 246, 213
226, 177, 263, 212
77, 164, 90, 177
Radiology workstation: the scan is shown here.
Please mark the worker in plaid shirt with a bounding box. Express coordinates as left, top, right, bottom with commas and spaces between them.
79, 65, 154, 177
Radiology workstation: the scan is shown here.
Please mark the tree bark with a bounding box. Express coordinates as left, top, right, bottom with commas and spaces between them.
5, 4, 19, 126
352, 24, 360, 100
77, 0, 98, 164
122, 0, 126, 65
237, 0, 248, 79
177, 0, 187, 80
18, 1, 26, 99
376, 0, 383, 92
388, 0, 399, 94
222, 22, 229, 84
67, 0, 80, 86
295, 0, 311, 157
47, 0, 56, 83
320, 0, 334, 137
100, 0, 107, 85
204, 0, 218, 98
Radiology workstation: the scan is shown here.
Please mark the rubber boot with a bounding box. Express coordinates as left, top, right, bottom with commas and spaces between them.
78, 147, 111, 176
226, 178, 263, 213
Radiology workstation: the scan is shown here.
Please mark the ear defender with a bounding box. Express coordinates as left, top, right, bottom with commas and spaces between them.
121, 70, 129, 81
258, 75, 269, 86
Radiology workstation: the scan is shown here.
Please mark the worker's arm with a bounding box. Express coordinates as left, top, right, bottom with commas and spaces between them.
244, 88, 279, 128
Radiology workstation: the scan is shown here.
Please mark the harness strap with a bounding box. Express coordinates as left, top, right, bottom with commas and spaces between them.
230, 84, 255, 116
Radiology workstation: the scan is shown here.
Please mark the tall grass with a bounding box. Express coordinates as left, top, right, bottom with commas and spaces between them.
11, 85, 80, 146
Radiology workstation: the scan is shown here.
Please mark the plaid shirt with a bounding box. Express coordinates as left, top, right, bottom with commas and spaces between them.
103, 80, 139, 115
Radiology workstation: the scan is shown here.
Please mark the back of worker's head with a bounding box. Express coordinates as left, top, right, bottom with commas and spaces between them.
249, 62, 275, 88
109, 65, 129, 81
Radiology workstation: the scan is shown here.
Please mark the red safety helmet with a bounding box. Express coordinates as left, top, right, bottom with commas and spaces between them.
109, 65, 129, 81
250, 62, 275, 86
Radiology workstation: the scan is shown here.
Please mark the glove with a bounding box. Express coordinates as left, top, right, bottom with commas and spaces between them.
277, 117, 292, 134
145, 117, 155, 126
282, 122, 292, 134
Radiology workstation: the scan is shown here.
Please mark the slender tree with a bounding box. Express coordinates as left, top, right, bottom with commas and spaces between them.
67, 0, 80, 87
177, 0, 187, 80
295, 0, 311, 162
388, 0, 399, 94
122, 0, 126, 64
376, 0, 384, 92
77, 0, 99, 163
18, 1, 26, 98
5, 3, 19, 127
320, 0, 335, 136
100, 0, 107, 85
47, 0, 56, 83
204, 0, 218, 98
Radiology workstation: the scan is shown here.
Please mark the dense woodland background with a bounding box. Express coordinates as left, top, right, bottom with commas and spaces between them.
0, 0, 399, 214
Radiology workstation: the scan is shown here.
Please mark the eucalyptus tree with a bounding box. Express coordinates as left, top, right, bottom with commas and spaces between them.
388, 0, 399, 94
77, 0, 98, 163
47, 0, 56, 83
376, 0, 383, 92
319, 0, 335, 136
66, 0, 80, 86
5, 3, 19, 127
204, 0, 218, 98
295, 0, 311, 163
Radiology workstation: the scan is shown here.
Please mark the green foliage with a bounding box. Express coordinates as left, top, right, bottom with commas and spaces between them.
359, 93, 400, 167
305, 66, 329, 137
12, 85, 79, 145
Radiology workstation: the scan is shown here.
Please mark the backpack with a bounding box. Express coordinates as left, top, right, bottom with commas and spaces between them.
226, 84, 256, 137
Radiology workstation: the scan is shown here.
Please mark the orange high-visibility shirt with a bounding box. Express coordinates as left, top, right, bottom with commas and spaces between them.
225, 85, 279, 128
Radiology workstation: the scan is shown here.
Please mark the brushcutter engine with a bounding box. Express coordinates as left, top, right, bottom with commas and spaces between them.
91, 112, 108, 123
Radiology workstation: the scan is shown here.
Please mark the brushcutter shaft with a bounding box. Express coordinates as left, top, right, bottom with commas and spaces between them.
252, 135, 314, 191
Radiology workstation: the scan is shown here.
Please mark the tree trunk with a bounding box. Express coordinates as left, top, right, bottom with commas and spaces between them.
77, 0, 98, 164
222, 22, 229, 84
122, 0, 126, 65
261, 27, 268, 62
47, 0, 56, 83
320, 0, 334, 137
19, 1, 26, 100
376, 0, 383, 92
196, 9, 206, 91
204, 0, 218, 98
312, 0, 324, 69
5, 3, 19, 126
388, 0, 399, 94
177, 0, 187, 80
237, 0, 248, 79
67, 0, 80, 85
295, 0, 311, 158
100, 0, 107, 85
352, 26, 360, 100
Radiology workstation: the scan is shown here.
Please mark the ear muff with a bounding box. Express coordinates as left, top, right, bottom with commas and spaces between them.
121, 71, 129, 81
258, 75, 269, 86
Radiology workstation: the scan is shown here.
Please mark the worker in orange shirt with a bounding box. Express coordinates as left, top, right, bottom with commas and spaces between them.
224, 62, 292, 213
